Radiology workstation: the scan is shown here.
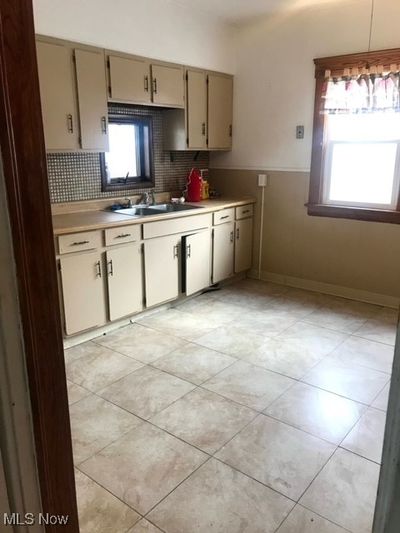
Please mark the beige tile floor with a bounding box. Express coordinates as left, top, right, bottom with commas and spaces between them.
66, 278, 398, 533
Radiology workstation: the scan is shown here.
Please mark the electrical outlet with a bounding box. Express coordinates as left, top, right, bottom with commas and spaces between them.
258, 174, 267, 187
296, 125, 304, 139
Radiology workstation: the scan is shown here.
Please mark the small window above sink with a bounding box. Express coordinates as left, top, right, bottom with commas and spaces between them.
100, 114, 154, 192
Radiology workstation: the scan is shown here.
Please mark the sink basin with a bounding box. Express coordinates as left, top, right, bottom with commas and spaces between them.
113, 206, 164, 217
148, 203, 204, 212
112, 203, 204, 217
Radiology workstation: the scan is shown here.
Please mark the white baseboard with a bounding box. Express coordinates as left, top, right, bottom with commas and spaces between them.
248, 269, 400, 309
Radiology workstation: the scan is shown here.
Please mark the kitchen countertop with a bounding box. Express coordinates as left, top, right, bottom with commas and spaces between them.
52, 197, 256, 235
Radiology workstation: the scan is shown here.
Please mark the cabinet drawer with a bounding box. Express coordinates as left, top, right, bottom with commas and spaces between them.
213, 208, 234, 225
236, 204, 254, 220
105, 225, 141, 246
58, 230, 102, 254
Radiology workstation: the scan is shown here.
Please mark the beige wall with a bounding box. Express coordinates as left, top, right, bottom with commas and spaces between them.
210, 169, 400, 302
211, 0, 400, 171
32, 0, 236, 73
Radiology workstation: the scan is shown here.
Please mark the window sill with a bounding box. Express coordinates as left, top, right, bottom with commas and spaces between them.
306, 203, 400, 224
102, 179, 155, 193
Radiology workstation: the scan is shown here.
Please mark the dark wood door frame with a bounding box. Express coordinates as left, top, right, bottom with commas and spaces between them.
0, 1, 79, 530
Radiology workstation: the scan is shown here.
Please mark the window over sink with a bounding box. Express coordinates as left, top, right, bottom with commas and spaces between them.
100, 114, 154, 192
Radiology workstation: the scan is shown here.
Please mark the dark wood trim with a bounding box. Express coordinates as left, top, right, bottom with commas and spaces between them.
309, 77, 326, 205
314, 47, 400, 78
0, 1, 79, 531
307, 204, 400, 224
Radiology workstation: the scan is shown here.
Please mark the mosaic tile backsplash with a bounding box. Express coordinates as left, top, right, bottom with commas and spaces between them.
47, 104, 209, 203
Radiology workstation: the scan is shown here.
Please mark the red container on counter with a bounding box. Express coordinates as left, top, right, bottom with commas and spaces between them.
186, 168, 203, 202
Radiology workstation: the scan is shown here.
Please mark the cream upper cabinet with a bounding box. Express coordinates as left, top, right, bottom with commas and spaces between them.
36, 40, 79, 150
59, 251, 106, 335
183, 230, 211, 296
235, 217, 253, 273
207, 73, 233, 149
74, 48, 109, 151
108, 54, 151, 104
144, 233, 181, 307
106, 244, 143, 321
186, 69, 207, 149
151, 64, 184, 108
212, 221, 234, 284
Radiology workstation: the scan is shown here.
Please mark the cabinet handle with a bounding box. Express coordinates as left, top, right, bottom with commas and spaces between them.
173, 244, 179, 258
153, 78, 157, 94
115, 233, 131, 239
243, 209, 250, 214
67, 114, 74, 133
230, 231, 234, 242
201, 122, 206, 136
229, 124, 232, 137
236, 228, 240, 239
108, 259, 113, 276
101, 116, 107, 134
186, 244, 191, 258
71, 240, 89, 246
144, 75, 149, 92
220, 215, 229, 220
95, 261, 102, 278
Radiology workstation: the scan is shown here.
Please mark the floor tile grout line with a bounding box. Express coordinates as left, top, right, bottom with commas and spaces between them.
286, 502, 354, 533
75, 464, 146, 519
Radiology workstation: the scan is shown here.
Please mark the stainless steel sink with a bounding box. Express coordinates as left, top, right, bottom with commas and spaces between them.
112, 203, 203, 217
113, 206, 165, 217
147, 203, 204, 212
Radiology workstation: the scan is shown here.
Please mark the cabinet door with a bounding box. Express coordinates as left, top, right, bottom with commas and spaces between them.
151, 64, 184, 108
60, 252, 106, 335
183, 230, 211, 296
207, 73, 233, 149
186, 69, 207, 149
235, 218, 253, 273
36, 41, 79, 150
144, 234, 180, 307
109, 55, 151, 104
106, 244, 143, 321
74, 48, 109, 151
212, 222, 234, 284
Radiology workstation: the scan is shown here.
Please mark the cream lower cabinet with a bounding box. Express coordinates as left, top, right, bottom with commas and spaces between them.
212, 222, 235, 284
235, 218, 253, 273
106, 244, 143, 321
60, 251, 106, 335
183, 230, 211, 296
144, 234, 181, 307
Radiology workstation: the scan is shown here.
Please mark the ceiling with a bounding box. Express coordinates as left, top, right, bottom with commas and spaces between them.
171, 0, 343, 24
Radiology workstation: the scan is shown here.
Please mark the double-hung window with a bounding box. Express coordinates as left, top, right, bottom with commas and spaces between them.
308, 49, 400, 223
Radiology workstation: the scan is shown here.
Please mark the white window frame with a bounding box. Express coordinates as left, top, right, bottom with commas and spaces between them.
323, 139, 400, 210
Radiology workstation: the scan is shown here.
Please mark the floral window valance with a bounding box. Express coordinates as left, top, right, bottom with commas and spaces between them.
323, 67, 400, 113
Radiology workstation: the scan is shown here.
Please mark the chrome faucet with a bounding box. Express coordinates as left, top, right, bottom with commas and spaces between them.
141, 190, 156, 205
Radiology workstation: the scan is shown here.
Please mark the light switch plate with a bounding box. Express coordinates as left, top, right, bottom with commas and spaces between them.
296, 125, 304, 139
